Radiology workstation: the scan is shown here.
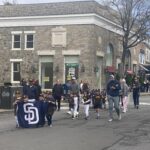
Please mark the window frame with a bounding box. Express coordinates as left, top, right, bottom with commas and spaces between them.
10, 59, 22, 83
11, 31, 22, 50
24, 31, 35, 50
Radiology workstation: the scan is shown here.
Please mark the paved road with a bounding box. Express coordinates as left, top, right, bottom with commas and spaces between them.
0, 95, 150, 150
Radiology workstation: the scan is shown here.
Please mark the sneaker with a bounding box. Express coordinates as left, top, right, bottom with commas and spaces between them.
67, 111, 72, 115
122, 110, 126, 113
96, 116, 100, 119
118, 114, 121, 120
49, 124, 52, 127
85, 116, 89, 120
76, 114, 79, 118
16, 124, 20, 128
108, 118, 113, 122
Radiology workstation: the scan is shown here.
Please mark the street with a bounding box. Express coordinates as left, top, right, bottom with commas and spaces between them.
0, 94, 150, 150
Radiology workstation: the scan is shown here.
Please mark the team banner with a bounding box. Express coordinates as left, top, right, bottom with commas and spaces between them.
17, 100, 46, 128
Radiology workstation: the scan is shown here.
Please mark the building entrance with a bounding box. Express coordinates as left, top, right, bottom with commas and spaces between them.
41, 62, 53, 89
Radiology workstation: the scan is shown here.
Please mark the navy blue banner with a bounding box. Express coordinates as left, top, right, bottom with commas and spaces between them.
17, 100, 46, 128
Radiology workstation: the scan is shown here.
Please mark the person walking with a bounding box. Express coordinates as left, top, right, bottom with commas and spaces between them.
82, 80, 90, 93
45, 91, 56, 127
106, 74, 121, 122
13, 90, 22, 128
52, 79, 64, 111
132, 77, 140, 109
93, 89, 102, 119
70, 77, 80, 119
121, 78, 129, 113
82, 91, 91, 120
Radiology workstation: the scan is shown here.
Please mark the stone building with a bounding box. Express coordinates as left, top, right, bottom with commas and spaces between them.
0, 0, 147, 90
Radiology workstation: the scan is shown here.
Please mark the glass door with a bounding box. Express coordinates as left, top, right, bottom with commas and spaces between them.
41, 62, 53, 89
65, 63, 79, 82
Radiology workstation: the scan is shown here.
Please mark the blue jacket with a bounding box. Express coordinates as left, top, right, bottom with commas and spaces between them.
24, 85, 38, 99
106, 79, 121, 97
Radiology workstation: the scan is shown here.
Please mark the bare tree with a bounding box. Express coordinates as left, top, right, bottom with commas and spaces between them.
104, 0, 150, 75
3, 0, 18, 5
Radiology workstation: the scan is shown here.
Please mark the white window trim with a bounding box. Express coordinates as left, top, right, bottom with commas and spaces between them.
24, 31, 36, 34
10, 59, 22, 83
24, 31, 35, 50
11, 32, 22, 50
11, 31, 22, 34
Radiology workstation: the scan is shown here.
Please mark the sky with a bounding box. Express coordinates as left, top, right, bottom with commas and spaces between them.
0, 0, 102, 5
0, 0, 149, 5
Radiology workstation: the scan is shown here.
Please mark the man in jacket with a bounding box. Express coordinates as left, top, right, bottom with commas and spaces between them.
106, 75, 121, 122
52, 79, 64, 111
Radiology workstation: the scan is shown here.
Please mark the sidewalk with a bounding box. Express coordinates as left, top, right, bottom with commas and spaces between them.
0, 109, 13, 113
140, 92, 150, 96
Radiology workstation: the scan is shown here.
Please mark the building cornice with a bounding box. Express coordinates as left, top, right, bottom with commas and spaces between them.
0, 13, 123, 35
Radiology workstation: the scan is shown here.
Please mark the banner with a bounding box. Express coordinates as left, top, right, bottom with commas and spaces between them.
17, 100, 46, 128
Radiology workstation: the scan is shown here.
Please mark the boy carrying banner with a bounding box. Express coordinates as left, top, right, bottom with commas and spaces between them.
13, 90, 22, 128
45, 91, 56, 127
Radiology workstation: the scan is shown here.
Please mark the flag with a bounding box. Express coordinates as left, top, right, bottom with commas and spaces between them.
17, 100, 46, 128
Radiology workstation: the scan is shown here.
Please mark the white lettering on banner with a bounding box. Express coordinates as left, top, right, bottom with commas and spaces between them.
23, 103, 39, 124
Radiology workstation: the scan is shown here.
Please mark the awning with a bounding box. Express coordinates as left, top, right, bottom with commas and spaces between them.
105, 66, 116, 73
127, 70, 133, 74
140, 65, 149, 71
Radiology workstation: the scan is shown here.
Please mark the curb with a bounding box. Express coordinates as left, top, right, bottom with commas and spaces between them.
0, 109, 13, 114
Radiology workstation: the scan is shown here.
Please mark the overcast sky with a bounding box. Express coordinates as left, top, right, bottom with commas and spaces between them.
0, 0, 102, 5
0, 0, 149, 5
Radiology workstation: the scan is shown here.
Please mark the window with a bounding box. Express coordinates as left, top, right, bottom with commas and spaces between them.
12, 34, 21, 50
139, 53, 145, 64
27, 34, 33, 48
11, 31, 22, 50
139, 49, 145, 64
13, 62, 21, 82
106, 44, 113, 66
133, 64, 137, 73
14, 35, 20, 48
10, 59, 22, 83
24, 31, 35, 50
